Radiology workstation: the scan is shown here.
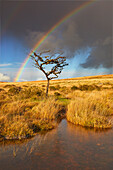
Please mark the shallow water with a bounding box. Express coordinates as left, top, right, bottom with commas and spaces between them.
0, 119, 113, 170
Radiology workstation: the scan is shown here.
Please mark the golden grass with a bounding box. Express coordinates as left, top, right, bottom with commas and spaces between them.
0, 98, 64, 139
32, 97, 63, 120
67, 91, 113, 128
0, 74, 113, 139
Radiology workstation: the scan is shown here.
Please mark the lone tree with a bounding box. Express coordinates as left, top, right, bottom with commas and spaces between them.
31, 50, 68, 97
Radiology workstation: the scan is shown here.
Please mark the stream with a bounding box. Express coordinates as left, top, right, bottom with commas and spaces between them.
0, 119, 113, 170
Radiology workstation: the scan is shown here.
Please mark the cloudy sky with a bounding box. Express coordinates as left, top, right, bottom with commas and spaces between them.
0, 0, 112, 82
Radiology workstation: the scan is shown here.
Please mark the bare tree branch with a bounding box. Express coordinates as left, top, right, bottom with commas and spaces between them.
31, 50, 68, 96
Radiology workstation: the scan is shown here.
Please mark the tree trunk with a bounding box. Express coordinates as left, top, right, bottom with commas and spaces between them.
46, 79, 49, 97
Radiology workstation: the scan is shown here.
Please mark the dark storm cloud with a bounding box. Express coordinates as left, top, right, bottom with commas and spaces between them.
77, 1, 112, 69
1, 0, 112, 69
25, 20, 83, 57
25, 0, 112, 69
81, 37, 112, 68
1, 1, 82, 36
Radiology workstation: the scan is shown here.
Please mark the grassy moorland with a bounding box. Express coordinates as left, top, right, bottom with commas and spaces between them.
0, 74, 113, 140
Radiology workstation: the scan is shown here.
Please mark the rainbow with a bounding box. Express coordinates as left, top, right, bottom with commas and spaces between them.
14, 0, 96, 82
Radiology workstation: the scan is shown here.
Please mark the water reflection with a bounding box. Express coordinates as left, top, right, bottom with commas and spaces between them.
0, 119, 113, 170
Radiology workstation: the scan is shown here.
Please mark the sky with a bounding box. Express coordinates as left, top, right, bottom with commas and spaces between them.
0, 0, 112, 82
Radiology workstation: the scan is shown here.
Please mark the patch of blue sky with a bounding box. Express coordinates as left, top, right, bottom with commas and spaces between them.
1, 35, 29, 67
65, 46, 92, 71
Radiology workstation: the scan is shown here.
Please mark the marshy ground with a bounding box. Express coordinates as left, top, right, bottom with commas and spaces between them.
0, 74, 113, 140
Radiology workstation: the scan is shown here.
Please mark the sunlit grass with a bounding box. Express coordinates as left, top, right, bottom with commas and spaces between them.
0, 74, 113, 139
66, 92, 113, 128
0, 97, 64, 139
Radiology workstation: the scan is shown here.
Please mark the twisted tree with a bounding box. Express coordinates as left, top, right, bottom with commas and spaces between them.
31, 50, 68, 97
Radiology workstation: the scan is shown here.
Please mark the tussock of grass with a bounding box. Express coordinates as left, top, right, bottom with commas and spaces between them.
79, 84, 101, 91
19, 87, 43, 99
0, 88, 5, 92
54, 92, 61, 96
50, 85, 60, 91
4, 84, 16, 88
71, 85, 78, 90
8, 86, 45, 101
67, 93, 112, 128
70, 84, 101, 91
50, 86, 57, 90
0, 98, 64, 139
2, 118, 34, 140
31, 97, 63, 120
1, 101, 37, 116
8, 86, 22, 94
